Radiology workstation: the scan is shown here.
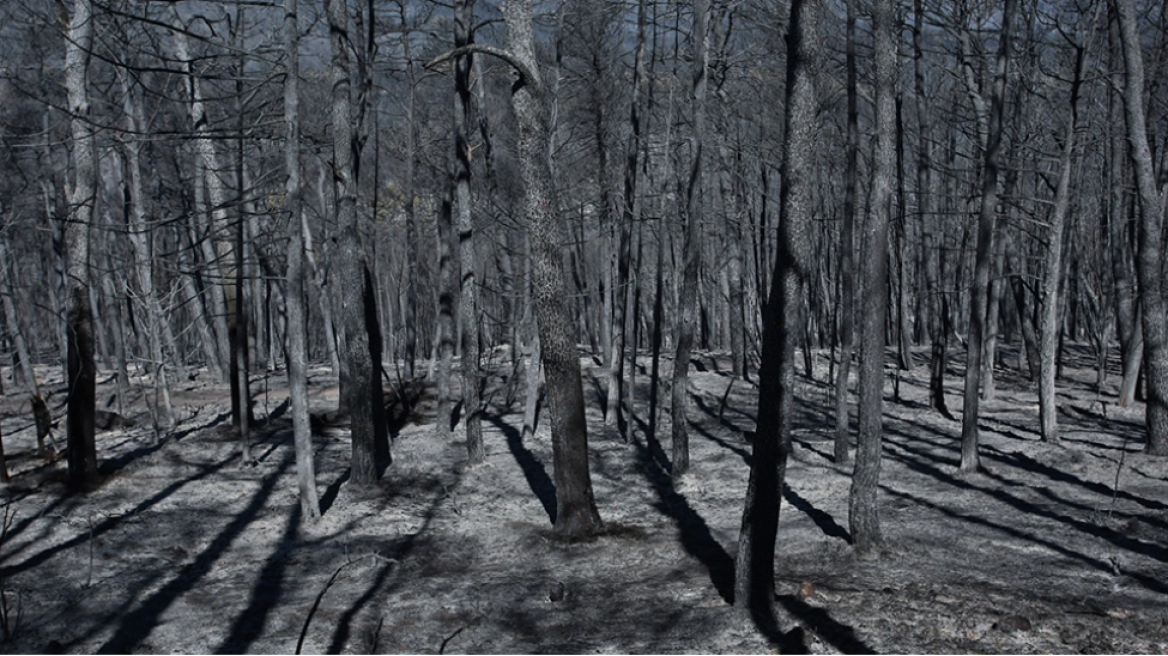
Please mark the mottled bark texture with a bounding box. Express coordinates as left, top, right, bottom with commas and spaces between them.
454, 0, 484, 464
455, 0, 607, 536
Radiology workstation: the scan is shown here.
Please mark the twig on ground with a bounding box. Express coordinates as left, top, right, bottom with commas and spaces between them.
439, 626, 465, 654
296, 554, 397, 655
296, 560, 352, 655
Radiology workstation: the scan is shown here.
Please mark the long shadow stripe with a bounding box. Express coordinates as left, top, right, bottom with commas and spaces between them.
98, 454, 293, 654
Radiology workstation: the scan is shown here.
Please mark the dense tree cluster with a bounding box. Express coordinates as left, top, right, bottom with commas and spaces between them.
0, 0, 1165, 609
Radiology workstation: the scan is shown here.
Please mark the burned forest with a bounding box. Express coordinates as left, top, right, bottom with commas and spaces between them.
0, 0, 1167, 652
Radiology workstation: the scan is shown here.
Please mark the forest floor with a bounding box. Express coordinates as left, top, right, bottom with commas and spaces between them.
0, 345, 1166, 654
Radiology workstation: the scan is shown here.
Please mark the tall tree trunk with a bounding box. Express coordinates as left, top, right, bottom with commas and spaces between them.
833, 0, 859, 465
734, 0, 818, 612
895, 98, 914, 373
1109, 15, 1142, 407
1038, 44, 1085, 445
64, 0, 97, 490
671, 0, 709, 481
328, 0, 382, 483
436, 185, 457, 431
982, 241, 1005, 400
607, 0, 647, 438
494, 0, 603, 536
285, 0, 321, 517
1114, 0, 1168, 456
960, 0, 1014, 473
848, 0, 896, 555
454, 0, 484, 464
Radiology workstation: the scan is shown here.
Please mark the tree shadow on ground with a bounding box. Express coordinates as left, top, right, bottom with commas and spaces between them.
320, 468, 351, 516
883, 434, 1168, 581
97, 453, 294, 654
630, 433, 734, 603
893, 413, 1168, 515
0, 450, 240, 579
635, 415, 864, 648
325, 475, 459, 653
215, 502, 304, 653
782, 485, 850, 541
881, 485, 1168, 595
777, 594, 875, 654
487, 415, 556, 524
689, 418, 751, 465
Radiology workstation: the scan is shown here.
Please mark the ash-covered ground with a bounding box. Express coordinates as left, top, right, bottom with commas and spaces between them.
0, 347, 1165, 653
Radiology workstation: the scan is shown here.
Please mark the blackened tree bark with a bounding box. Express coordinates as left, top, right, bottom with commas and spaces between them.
734, 0, 818, 612
672, 0, 709, 481
1113, 0, 1168, 455
833, 0, 859, 465
960, 0, 1014, 473
454, 0, 484, 464
286, 0, 321, 517
64, 0, 97, 491
848, 0, 896, 554
436, 178, 457, 431
327, 0, 380, 484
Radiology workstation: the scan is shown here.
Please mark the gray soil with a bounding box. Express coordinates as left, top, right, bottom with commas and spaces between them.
0, 347, 1166, 654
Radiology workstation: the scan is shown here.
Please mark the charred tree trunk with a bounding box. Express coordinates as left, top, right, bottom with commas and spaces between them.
848, 0, 896, 555
734, 0, 819, 612
833, 0, 859, 465
1114, 0, 1168, 456
454, 0, 484, 464
1108, 14, 1142, 408
285, 0, 321, 517
671, 0, 708, 481
327, 0, 381, 484
960, 0, 1014, 473
1038, 44, 1084, 445
64, 0, 97, 491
